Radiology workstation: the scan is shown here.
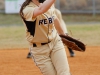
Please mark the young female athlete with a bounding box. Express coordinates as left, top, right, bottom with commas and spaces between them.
20, 0, 71, 75
27, 5, 75, 58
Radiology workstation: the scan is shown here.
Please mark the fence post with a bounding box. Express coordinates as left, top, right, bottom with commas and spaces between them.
55, 0, 60, 10
92, 0, 96, 16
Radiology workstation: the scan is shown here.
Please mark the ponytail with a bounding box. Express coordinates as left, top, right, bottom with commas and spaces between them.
19, 0, 31, 19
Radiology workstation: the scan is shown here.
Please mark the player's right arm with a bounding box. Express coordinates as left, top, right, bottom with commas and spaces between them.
33, 0, 55, 17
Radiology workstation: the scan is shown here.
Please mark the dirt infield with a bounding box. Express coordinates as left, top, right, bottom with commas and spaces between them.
0, 46, 100, 75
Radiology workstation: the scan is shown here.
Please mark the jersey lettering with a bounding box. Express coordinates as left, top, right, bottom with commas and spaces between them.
44, 19, 47, 24
39, 17, 53, 25
48, 18, 52, 24
39, 20, 44, 25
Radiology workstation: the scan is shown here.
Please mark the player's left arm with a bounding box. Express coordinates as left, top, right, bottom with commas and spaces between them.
54, 9, 68, 34
54, 18, 65, 35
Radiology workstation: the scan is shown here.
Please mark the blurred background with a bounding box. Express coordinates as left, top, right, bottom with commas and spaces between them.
55, 0, 100, 15
0, 0, 100, 15
0, 0, 100, 49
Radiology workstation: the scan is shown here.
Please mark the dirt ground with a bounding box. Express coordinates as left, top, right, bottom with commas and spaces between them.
0, 46, 100, 75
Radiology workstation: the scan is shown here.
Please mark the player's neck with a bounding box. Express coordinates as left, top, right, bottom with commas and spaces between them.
32, 0, 40, 6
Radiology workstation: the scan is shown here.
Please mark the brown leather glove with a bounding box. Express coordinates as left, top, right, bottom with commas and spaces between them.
59, 34, 86, 52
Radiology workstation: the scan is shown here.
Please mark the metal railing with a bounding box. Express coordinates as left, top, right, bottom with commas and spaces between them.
55, 0, 100, 15
0, 0, 100, 15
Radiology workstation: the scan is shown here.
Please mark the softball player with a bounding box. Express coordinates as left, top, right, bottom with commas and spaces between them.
20, 0, 71, 75
27, 5, 75, 58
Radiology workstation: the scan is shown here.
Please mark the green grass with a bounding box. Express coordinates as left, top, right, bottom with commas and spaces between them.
0, 14, 22, 26
67, 24, 100, 46
63, 14, 100, 22
0, 14, 100, 49
0, 14, 100, 25
0, 26, 29, 49
0, 24, 100, 49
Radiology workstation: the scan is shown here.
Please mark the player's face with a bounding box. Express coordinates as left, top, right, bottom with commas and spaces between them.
39, 0, 45, 3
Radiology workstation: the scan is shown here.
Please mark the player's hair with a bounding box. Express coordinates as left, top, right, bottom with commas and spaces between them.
19, 0, 31, 19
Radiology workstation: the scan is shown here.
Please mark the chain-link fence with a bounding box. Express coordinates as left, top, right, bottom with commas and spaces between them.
55, 0, 100, 15
0, 0, 100, 15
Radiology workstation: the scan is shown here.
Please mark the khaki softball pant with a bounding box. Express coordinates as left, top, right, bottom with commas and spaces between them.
30, 35, 71, 75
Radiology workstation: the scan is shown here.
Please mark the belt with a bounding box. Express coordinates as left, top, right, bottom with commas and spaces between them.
33, 41, 51, 47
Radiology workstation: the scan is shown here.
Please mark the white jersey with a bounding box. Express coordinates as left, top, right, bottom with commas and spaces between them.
22, 2, 57, 43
